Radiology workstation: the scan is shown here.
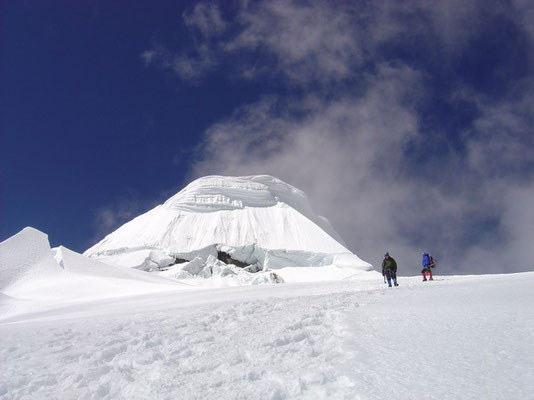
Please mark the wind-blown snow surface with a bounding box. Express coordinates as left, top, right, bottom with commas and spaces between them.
1, 272, 533, 399
0, 227, 185, 318
84, 175, 372, 274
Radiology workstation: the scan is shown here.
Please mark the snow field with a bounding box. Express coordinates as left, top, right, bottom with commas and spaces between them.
2, 273, 532, 399
0, 286, 363, 399
341, 274, 534, 399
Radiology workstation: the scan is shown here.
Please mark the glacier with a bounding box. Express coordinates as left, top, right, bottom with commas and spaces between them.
84, 175, 372, 281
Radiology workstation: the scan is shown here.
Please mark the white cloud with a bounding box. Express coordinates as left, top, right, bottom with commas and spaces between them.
141, 4, 226, 81
183, 3, 227, 37
189, 71, 534, 274
468, 90, 534, 175
144, 0, 532, 85
140, 41, 217, 81
171, 44, 217, 81
190, 65, 429, 271
143, 0, 534, 274
224, 1, 364, 84
141, 49, 156, 66
91, 198, 150, 247
512, 0, 534, 41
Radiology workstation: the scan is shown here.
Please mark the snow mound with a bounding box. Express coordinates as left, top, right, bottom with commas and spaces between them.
0, 227, 183, 307
0, 227, 63, 294
85, 175, 372, 277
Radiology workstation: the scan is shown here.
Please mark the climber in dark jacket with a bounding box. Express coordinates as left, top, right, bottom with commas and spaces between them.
382, 252, 399, 287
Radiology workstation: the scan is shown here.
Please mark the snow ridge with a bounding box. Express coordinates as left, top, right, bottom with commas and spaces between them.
0, 227, 183, 316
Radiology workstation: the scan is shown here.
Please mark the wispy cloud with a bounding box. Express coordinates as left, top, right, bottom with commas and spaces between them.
190, 64, 428, 270
183, 3, 227, 38
90, 196, 157, 248
141, 41, 217, 82
224, 1, 364, 84
141, 3, 227, 81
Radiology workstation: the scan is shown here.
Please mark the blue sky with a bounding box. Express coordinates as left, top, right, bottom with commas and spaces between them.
2, 1, 533, 274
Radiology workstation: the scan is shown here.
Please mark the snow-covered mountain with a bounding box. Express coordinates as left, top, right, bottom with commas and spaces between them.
85, 175, 372, 279
0, 175, 375, 318
1, 177, 533, 399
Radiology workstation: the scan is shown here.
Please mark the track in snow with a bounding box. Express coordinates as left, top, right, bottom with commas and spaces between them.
1, 273, 533, 400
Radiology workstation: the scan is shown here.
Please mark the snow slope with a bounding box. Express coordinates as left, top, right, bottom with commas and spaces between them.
2, 177, 531, 398
0, 225, 374, 321
84, 175, 372, 273
0, 227, 185, 318
1, 272, 533, 399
